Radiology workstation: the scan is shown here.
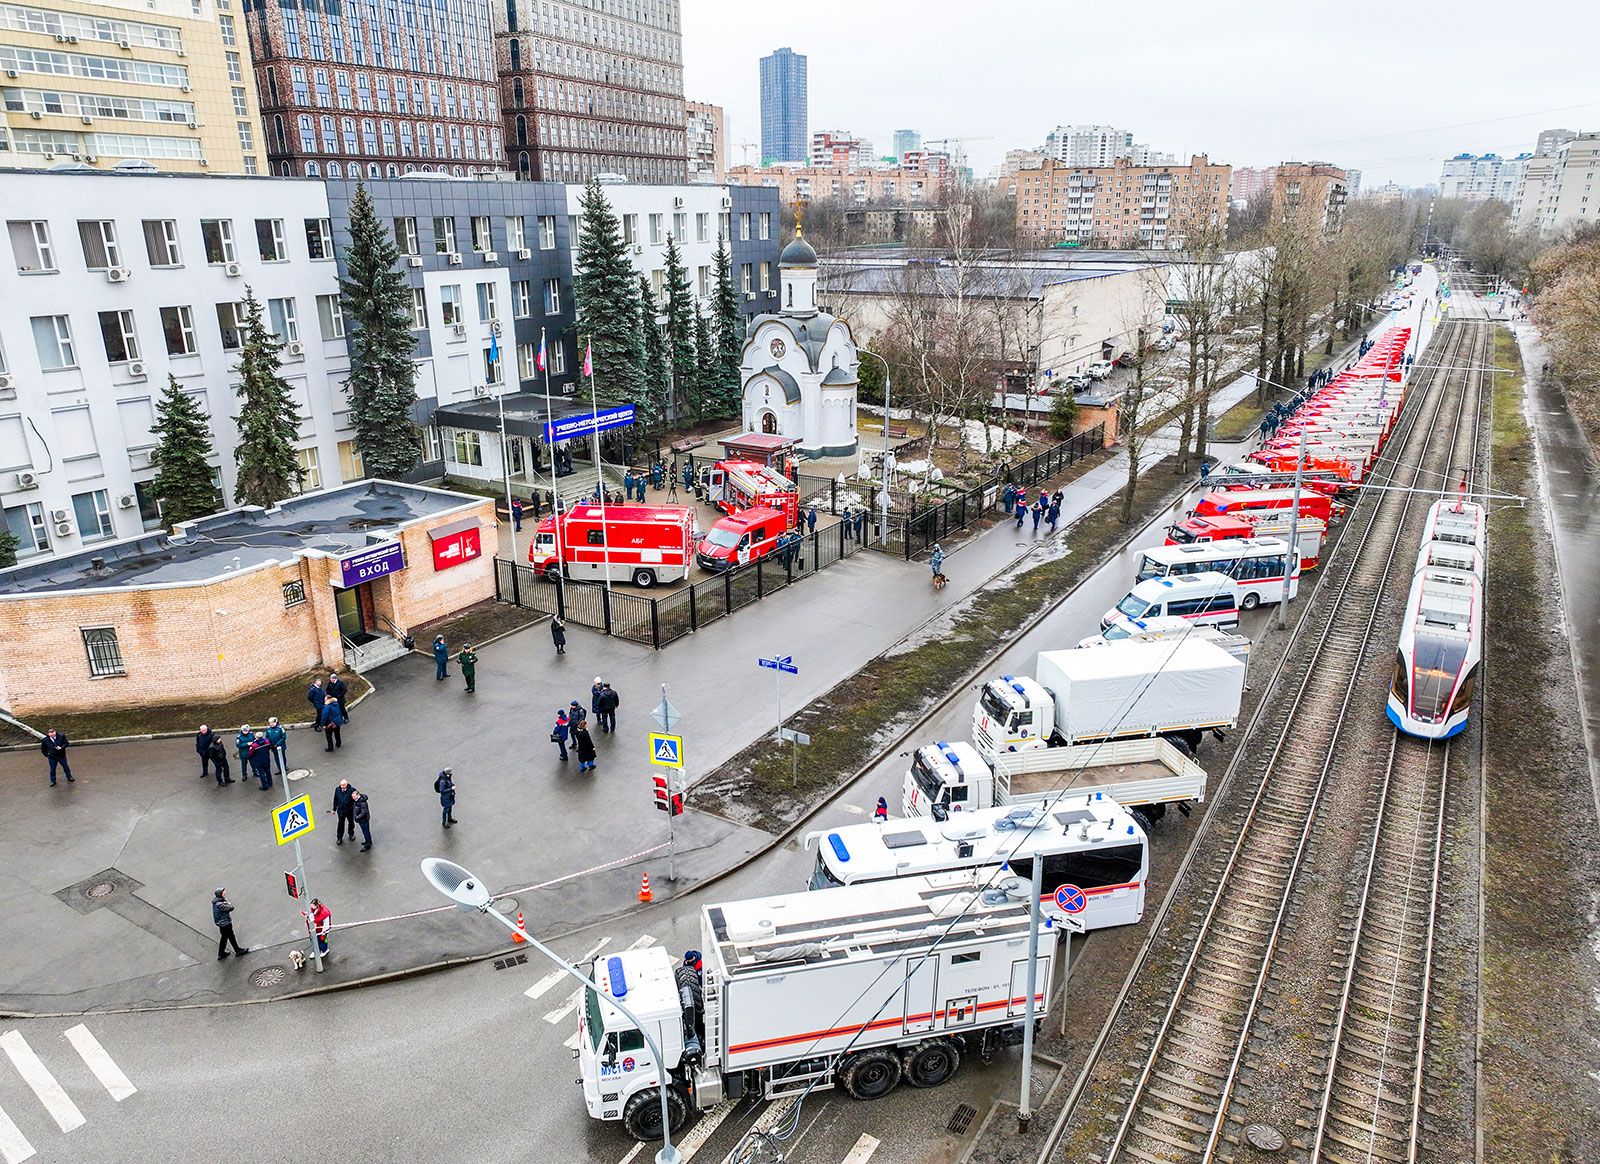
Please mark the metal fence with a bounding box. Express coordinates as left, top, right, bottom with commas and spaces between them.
493, 520, 864, 650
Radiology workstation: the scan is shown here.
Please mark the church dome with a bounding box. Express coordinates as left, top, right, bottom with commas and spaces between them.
780, 234, 818, 268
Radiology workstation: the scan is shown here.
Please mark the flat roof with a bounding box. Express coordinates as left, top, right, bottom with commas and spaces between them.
0, 481, 481, 596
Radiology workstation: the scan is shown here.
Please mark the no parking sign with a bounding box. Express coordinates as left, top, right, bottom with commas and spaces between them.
1053, 884, 1086, 914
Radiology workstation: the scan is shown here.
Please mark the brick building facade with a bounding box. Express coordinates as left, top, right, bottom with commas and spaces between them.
1013, 154, 1231, 248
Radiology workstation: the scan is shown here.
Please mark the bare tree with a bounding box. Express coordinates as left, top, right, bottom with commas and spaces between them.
1113, 267, 1177, 523
1166, 211, 1234, 472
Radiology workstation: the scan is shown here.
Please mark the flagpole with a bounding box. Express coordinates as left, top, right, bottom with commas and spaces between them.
586, 337, 613, 592
498, 385, 517, 564
540, 326, 563, 575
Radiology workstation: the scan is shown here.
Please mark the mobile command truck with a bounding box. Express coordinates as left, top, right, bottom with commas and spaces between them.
578, 874, 1057, 1140
972, 639, 1244, 764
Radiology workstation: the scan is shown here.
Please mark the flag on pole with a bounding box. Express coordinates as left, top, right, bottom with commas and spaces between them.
583, 340, 593, 378
488, 330, 500, 366
536, 331, 546, 372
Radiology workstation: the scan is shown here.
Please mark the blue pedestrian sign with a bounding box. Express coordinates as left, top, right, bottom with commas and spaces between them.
544, 404, 635, 445
272, 794, 316, 846
758, 654, 799, 675
648, 732, 684, 768
1054, 884, 1086, 914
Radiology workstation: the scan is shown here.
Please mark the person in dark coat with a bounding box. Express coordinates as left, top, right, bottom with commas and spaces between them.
208, 736, 233, 786
855, 508, 867, 541
195, 724, 218, 779
1002, 482, 1017, 515
432, 636, 449, 680
212, 888, 248, 959
41, 728, 73, 785
511, 498, 524, 532
874, 797, 889, 821
306, 677, 326, 719
351, 791, 372, 850
552, 710, 570, 760
568, 698, 586, 728
550, 617, 567, 656
327, 671, 350, 721
265, 716, 288, 776
319, 696, 345, 751
572, 721, 597, 772
590, 677, 605, 721
434, 768, 458, 826
459, 644, 478, 693
235, 725, 253, 778
247, 730, 274, 790
332, 779, 358, 845
623, 468, 635, 500
597, 683, 619, 733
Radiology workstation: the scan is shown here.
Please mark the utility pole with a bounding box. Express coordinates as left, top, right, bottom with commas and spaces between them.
1277, 419, 1307, 631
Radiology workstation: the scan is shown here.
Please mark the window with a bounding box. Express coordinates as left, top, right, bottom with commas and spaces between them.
218, 12, 236, 45
543, 277, 560, 314
200, 219, 235, 264
648, 213, 663, 244
31, 315, 75, 369
157, 305, 197, 356
740, 213, 751, 241
622, 214, 637, 244
505, 215, 526, 251
267, 297, 299, 343
517, 341, 537, 380
440, 284, 462, 326
98, 310, 140, 363
740, 263, 752, 293
304, 218, 334, 260
77, 220, 121, 270
393, 216, 419, 255
759, 211, 771, 240
651, 269, 663, 302
336, 439, 364, 482
447, 428, 482, 466
142, 219, 180, 267
433, 216, 456, 253
410, 287, 428, 329
759, 263, 770, 293
295, 446, 321, 493
8, 220, 55, 272
696, 212, 709, 243
471, 215, 492, 252
538, 214, 556, 249
215, 301, 246, 350
72, 488, 114, 541
282, 579, 307, 607
476, 282, 497, 322
81, 626, 124, 677
549, 340, 565, 375
673, 212, 686, 241
4, 502, 49, 556
482, 345, 503, 385
316, 294, 344, 340
421, 425, 441, 462
255, 218, 287, 262
1008, 844, 1143, 894
949, 951, 981, 965
697, 265, 710, 298
513, 280, 532, 318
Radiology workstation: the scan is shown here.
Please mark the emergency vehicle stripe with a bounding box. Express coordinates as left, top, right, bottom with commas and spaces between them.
726, 993, 1045, 1056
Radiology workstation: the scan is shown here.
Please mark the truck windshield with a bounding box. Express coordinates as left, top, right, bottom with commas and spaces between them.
979, 685, 1015, 725
1136, 554, 1165, 581
1116, 594, 1151, 619
1168, 525, 1197, 544
705, 527, 740, 549
534, 533, 555, 550
910, 752, 945, 800
1100, 623, 1134, 641
809, 852, 845, 889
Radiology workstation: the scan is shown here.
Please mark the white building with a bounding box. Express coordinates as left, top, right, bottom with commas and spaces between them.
1528, 132, 1600, 237
1438, 152, 1529, 202
1039, 125, 1173, 169
0, 169, 353, 560
1511, 154, 1560, 230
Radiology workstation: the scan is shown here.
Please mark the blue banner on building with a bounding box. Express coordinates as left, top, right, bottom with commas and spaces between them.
337, 541, 406, 588
544, 404, 636, 444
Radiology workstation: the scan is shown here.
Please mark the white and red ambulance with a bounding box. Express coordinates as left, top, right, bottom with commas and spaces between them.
528, 504, 696, 588
699, 459, 799, 528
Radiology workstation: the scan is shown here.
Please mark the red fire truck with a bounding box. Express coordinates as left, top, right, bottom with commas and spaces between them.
528, 504, 696, 588
698, 459, 799, 528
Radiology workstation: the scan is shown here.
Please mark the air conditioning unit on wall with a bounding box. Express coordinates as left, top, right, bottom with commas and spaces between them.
116, 493, 136, 509
54, 520, 73, 537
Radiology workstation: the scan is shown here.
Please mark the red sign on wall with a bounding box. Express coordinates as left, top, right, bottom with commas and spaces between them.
429, 519, 482, 571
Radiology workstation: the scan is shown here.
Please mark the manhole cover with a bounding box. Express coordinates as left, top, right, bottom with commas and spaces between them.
286, 767, 313, 783
947, 1103, 977, 1135
85, 882, 118, 899
1244, 1123, 1285, 1152
249, 966, 288, 988
495, 897, 519, 916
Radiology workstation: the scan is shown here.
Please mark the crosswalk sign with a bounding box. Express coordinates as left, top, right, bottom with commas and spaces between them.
272, 794, 316, 845
648, 732, 684, 768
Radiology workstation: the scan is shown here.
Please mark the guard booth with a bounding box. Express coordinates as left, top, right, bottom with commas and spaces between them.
718, 432, 799, 470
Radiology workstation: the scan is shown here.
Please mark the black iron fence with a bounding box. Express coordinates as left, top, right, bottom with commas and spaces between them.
494, 520, 865, 650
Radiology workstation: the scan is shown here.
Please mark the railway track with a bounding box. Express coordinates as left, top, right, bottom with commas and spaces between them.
1045, 313, 1491, 1164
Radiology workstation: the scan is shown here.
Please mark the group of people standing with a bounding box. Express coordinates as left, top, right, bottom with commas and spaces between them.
432, 636, 480, 693
550, 677, 620, 771
1003, 484, 1065, 534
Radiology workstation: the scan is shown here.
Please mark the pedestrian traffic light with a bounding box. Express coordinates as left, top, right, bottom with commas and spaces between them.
284, 871, 299, 899
652, 775, 684, 816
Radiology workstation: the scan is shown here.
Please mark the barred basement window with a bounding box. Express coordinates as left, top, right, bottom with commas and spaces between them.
81, 626, 125, 677
282, 580, 307, 608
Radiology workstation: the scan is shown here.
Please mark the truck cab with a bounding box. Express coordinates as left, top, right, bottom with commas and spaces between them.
972, 674, 1056, 762
577, 948, 686, 1135
901, 741, 993, 819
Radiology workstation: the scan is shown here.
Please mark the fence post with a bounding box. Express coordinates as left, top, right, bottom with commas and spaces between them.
494, 560, 503, 601
724, 570, 732, 612
649, 598, 660, 650
555, 576, 567, 619
811, 531, 819, 572
903, 516, 912, 560
831, 478, 838, 515
689, 582, 698, 632
756, 558, 764, 599
602, 587, 613, 636
511, 562, 522, 607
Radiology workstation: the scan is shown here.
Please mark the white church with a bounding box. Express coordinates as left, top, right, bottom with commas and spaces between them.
739, 221, 861, 459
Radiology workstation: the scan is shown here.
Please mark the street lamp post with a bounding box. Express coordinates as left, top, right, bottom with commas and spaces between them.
420, 858, 683, 1164
858, 346, 892, 545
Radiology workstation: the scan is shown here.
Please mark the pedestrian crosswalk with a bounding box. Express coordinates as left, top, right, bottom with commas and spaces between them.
0, 1025, 137, 1163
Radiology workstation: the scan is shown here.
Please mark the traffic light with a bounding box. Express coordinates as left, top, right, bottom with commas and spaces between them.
284, 871, 299, 899
652, 775, 684, 816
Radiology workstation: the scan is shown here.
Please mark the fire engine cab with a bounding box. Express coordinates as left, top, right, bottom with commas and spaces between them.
528, 504, 696, 588
699, 459, 799, 528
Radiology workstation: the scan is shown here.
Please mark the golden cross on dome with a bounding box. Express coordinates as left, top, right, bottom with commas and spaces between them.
794, 203, 804, 238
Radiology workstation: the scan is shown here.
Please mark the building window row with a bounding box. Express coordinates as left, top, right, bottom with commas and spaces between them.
0, 45, 189, 88
280, 112, 501, 163
0, 3, 182, 51
5, 215, 336, 276
2, 86, 196, 126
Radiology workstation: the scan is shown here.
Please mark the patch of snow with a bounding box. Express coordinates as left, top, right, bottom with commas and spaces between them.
958, 418, 1028, 453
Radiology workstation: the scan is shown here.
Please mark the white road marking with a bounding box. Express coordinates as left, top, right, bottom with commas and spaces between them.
525, 938, 610, 1000
562, 1030, 581, 1051
838, 803, 865, 815
0, 1032, 84, 1133
0, 1104, 34, 1164
62, 1026, 135, 1102
545, 936, 654, 1025
840, 1133, 880, 1163
675, 1099, 737, 1160
719, 1098, 797, 1163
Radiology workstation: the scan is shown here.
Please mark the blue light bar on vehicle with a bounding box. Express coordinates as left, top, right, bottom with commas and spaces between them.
607, 955, 627, 998
828, 834, 850, 863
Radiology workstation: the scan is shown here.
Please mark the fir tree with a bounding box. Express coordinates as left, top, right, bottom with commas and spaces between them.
232, 286, 303, 507
0, 526, 19, 569
573, 179, 640, 402
339, 181, 420, 479
662, 233, 696, 419
638, 275, 671, 427
150, 373, 221, 527
710, 233, 744, 414
691, 307, 720, 419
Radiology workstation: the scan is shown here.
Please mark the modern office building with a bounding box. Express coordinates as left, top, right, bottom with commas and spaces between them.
891, 129, 919, 161
497, 0, 685, 184
1014, 155, 1232, 248
758, 46, 805, 165
0, 0, 264, 173
244, 0, 502, 178
685, 99, 723, 183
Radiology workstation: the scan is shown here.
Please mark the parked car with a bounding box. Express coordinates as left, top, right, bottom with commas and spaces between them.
1064, 372, 1094, 391
1087, 360, 1114, 380
1153, 335, 1176, 352
1114, 351, 1137, 369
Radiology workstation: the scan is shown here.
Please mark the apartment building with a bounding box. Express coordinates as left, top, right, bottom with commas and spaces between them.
1521, 132, 1600, 236
891, 129, 919, 161
758, 45, 805, 164
727, 162, 950, 205
1438, 152, 1529, 202
1014, 155, 1231, 248
1271, 162, 1348, 236
685, 98, 722, 183
809, 129, 870, 169
0, 0, 263, 173
1229, 165, 1275, 205
0, 169, 351, 560
498, 0, 685, 184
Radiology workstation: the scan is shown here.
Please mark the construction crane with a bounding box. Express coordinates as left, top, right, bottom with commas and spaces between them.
732, 141, 760, 167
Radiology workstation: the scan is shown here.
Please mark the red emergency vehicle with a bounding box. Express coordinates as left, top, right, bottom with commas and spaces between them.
700, 459, 799, 528
1166, 512, 1328, 569
695, 506, 788, 572
528, 504, 695, 588
1192, 486, 1337, 525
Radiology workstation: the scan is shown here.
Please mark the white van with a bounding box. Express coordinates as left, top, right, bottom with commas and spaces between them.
1101, 571, 1241, 634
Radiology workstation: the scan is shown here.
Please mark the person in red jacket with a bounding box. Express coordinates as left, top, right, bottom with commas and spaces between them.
306, 898, 332, 957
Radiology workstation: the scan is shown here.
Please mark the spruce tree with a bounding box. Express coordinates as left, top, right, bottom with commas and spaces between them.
232, 285, 303, 507
691, 308, 720, 419
638, 275, 671, 427
150, 373, 221, 527
662, 234, 696, 419
710, 233, 744, 414
339, 181, 420, 479
573, 179, 640, 402
0, 526, 19, 568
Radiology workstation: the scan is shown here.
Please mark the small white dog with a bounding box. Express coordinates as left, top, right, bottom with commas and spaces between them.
289, 949, 306, 971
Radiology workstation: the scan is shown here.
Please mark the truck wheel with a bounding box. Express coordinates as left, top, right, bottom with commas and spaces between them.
905, 1040, 961, 1087
838, 1049, 902, 1100
622, 1085, 687, 1142
632, 568, 658, 588
1241, 592, 1261, 611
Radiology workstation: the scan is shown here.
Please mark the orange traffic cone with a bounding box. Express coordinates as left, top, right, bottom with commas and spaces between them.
638, 871, 653, 903
512, 910, 527, 944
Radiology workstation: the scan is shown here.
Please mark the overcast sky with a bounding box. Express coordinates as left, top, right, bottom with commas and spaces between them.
681, 0, 1598, 187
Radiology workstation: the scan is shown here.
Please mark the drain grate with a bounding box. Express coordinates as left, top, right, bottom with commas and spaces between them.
1244, 1123, 1285, 1152
947, 1104, 977, 1135
85, 882, 118, 899
492, 953, 530, 971
249, 966, 288, 988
